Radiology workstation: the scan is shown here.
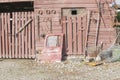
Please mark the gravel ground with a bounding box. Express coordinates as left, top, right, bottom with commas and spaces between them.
0, 58, 120, 80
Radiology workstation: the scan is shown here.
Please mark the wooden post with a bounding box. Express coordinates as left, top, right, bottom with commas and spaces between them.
12, 12, 15, 58
73, 17, 77, 54
31, 12, 35, 58
62, 16, 67, 55
25, 12, 28, 58
8, 13, 11, 58
2, 13, 5, 58
0, 13, 2, 58
15, 12, 18, 58
67, 17, 73, 54
5, 13, 8, 58
28, 12, 31, 58
18, 12, 22, 58
21, 12, 25, 58
78, 16, 82, 54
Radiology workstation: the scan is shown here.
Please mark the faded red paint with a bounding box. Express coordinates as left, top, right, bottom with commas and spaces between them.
0, 12, 35, 58
40, 34, 63, 63
0, 0, 117, 59
35, 0, 116, 55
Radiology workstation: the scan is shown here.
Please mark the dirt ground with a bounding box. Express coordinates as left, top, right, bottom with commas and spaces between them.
0, 58, 120, 80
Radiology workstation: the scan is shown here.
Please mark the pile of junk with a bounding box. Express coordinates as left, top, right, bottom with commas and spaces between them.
85, 30, 120, 66
35, 32, 120, 65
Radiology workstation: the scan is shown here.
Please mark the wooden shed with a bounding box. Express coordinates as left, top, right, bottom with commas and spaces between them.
0, 0, 117, 58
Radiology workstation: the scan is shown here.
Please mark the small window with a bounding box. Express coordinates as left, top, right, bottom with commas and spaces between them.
71, 10, 77, 15
46, 36, 61, 48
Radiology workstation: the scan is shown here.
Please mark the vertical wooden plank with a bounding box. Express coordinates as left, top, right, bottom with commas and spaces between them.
31, 12, 35, 58
21, 12, 25, 58
23, 12, 26, 58
5, 13, 8, 58
62, 16, 66, 35
0, 38, 1, 58
13, 12, 15, 58
12, 12, 15, 58
81, 16, 84, 54
0, 36, 1, 58
8, 13, 11, 58
6, 13, 9, 58
38, 15, 41, 40
27, 12, 30, 58
15, 12, 18, 58
28, 11, 31, 58
73, 17, 77, 54
84, 11, 91, 55
67, 17, 73, 54
77, 16, 82, 54
18, 12, 22, 58
0, 13, 2, 58
62, 16, 67, 54
18, 12, 21, 58
2, 13, 5, 58
25, 12, 28, 58
83, 15, 87, 54
29, 12, 32, 58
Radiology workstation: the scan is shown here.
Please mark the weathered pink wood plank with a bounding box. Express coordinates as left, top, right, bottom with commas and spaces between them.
0, 13, 2, 58
73, 17, 77, 54
25, 12, 28, 58
77, 17, 82, 54
35, 0, 112, 5
35, 0, 102, 4
31, 12, 35, 58
15, 12, 18, 58
1, 13, 5, 58
67, 17, 72, 54
62, 16, 66, 36
12, 13, 15, 58
35, 4, 97, 8
36, 15, 40, 41
7, 13, 11, 58
5, 13, 8, 58
18, 12, 22, 58
21, 12, 25, 58
0, 36, 1, 58
6, 13, 10, 58
28, 12, 31, 58
62, 16, 67, 54
83, 15, 87, 54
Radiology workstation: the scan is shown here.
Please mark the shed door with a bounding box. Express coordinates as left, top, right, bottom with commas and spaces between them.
62, 8, 87, 55
0, 12, 35, 58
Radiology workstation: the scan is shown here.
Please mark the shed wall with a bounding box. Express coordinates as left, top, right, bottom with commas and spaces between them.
0, 0, 116, 56
34, 0, 116, 55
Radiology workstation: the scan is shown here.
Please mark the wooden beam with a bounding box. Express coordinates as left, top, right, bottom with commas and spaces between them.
115, 22, 120, 25
16, 19, 33, 35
